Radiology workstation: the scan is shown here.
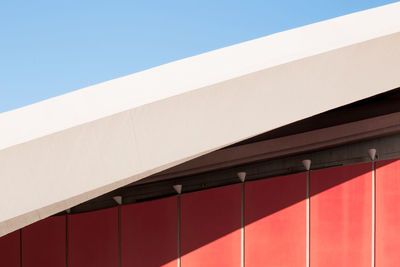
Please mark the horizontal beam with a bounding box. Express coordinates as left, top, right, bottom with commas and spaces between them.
146, 112, 400, 182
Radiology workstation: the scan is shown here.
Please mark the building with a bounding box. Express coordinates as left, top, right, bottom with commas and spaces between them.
1, 2, 400, 266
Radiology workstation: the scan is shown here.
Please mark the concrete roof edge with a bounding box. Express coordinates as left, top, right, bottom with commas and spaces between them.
1, 2, 400, 150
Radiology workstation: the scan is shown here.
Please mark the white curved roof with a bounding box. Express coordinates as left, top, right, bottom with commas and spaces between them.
1, 2, 400, 236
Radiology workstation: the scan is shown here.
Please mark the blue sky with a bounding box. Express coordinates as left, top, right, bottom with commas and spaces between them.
0, 0, 397, 113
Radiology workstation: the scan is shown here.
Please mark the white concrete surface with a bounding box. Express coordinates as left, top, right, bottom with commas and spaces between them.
1, 2, 400, 236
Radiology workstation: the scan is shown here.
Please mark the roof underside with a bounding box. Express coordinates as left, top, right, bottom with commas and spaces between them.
69, 87, 400, 213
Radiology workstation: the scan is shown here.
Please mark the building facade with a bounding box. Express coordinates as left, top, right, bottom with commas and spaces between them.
1, 2, 400, 267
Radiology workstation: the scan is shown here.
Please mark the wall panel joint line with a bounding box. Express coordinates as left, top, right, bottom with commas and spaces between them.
177, 195, 181, 267
241, 182, 245, 267
372, 160, 376, 267
306, 170, 310, 267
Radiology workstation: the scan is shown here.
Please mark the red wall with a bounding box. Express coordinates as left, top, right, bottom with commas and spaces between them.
245, 173, 306, 267
68, 207, 119, 267
121, 196, 178, 267
22, 216, 66, 267
376, 159, 400, 267
0, 230, 20, 267
181, 184, 241, 267
310, 163, 372, 267
3, 160, 400, 266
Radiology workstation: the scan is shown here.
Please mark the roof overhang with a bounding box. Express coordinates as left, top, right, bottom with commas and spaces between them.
1, 2, 400, 236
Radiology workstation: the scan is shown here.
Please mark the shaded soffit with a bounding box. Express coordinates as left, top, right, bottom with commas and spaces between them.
70, 88, 400, 214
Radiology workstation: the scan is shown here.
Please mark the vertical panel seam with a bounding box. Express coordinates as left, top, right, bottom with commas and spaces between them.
118, 206, 122, 267
66, 215, 69, 267
306, 171, 310, 267
20, 229, 22, 267
241, 182, 245, 267
372, 161, 376, 267
177, 195, 181, 267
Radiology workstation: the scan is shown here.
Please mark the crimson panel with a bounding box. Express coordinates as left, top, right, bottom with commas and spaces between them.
121, 196, 178, 267
23, 216, 66, 267
310, 163, 372, 267
68, 207, 118, 267
245, 173, 307, 267
181, 184, 241, 267
376, 159, 400, 267
0, 230, 20, 267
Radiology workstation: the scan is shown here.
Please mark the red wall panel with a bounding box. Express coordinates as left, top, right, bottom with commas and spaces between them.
121, 196, 178, 267
68, 207, 118, 267
23, 216, 66, 267
181, 184, 241, 267
245, 173, 306, 267
0, 230, 20, 267
310, 163, 372, 267
376, 159, 400, 267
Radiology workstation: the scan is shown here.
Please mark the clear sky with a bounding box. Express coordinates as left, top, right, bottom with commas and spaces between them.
0, 0, 398, 113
